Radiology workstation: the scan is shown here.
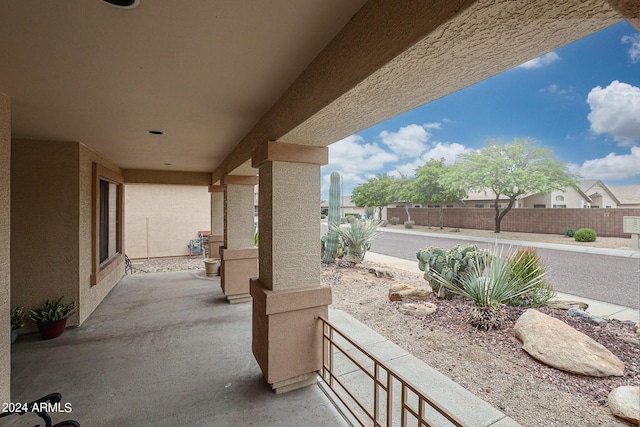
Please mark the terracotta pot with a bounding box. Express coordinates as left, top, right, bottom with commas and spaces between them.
36, 318, 68, 340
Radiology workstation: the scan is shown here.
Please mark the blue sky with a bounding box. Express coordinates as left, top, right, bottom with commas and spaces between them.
321, 21, 640, 199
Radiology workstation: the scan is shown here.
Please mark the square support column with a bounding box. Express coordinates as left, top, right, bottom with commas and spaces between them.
221, 175, 258, 303
208, 185, 225, 258
251, 141, 330, 393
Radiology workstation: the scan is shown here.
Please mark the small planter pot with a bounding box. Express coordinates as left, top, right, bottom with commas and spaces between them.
36, 318, 68, 340
203, 258, 221, 276
10, 328, 20, 344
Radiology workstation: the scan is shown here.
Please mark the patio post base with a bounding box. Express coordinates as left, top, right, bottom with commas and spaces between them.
250, 278, 331, 392
220, 248, 258, 301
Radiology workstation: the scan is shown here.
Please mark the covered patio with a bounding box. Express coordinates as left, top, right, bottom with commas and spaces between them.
1, 0, 638, 422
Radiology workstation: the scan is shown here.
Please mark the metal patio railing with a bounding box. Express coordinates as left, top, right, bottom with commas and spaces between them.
317, 316, 465, 427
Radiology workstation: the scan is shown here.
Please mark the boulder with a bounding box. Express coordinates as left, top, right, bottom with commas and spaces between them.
513, 309, 624, 377
635, 323, 639, 337
566, 308, 607, 326
399, 302, 437, 317
389, 284, 432, 301
608, 386, 640, 424
545, 300, 589, 311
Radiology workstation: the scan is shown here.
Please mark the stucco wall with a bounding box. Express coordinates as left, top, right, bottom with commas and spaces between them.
11, 140, 80, 332
78, 144, 124, 324
0, 92, 11, 402
124, 184, 211, 259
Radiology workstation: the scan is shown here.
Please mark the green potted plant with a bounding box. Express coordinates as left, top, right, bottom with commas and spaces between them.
10, 307, 25, 344
29, 297, 77, 340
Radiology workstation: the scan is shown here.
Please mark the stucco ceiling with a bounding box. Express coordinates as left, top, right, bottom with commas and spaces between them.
0, 0, 366, 172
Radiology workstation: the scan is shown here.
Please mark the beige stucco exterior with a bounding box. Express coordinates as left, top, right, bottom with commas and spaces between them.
0, 92, 10, 403
124, 184, 211, 259
11, 140, 124, 330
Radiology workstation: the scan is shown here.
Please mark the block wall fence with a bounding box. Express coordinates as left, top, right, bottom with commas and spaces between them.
386, 207, 640, 238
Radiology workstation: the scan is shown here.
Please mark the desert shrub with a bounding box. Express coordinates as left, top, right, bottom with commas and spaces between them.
320, 214, 327, 219
574, 228, 597, 242
563, 227, 575, 237
404, 221, 414, 229
432, 247, 547, 330
506, 247, 555, 307
389, 217, 399, 225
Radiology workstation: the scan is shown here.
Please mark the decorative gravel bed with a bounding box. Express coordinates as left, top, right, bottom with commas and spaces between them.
324, 261, 639, 427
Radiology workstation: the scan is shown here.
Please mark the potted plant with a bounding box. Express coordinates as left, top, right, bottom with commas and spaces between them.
29, 297, 77, 340
10, 307, 25, 344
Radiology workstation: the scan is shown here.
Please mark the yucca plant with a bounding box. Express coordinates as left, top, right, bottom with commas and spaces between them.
29, 297, 77, 323
329, 219, 380, 264
432, 247, 548, 330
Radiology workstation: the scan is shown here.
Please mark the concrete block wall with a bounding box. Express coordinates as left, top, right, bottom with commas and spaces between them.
387, 207, 640, 238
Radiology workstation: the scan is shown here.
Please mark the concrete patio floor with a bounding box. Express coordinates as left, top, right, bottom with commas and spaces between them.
9, 270, 346, 426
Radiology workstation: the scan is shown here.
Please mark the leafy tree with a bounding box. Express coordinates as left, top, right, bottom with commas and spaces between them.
351, 174, 396, 220
442, 138, 579, 233
402, 159, 466, 228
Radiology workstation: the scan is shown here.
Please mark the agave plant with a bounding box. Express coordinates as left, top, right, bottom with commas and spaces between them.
329, 219, 381, 264
29, 297, 77, 323
432, 247, 548, 330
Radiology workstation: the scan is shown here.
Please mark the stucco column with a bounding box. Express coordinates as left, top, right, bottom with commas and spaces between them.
208, 185, 225, 258
250, 141, 331, 394
0, 92, 11, 403
220, 175, 258, 303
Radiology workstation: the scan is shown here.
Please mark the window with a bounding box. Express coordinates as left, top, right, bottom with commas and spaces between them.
474, 204, 484, 208
533, 204, 546, 208
555, 195, 565, 202
553, 204, 566, 208
92, 163, 124, 285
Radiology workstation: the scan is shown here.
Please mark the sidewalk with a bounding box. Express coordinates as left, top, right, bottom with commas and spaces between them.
366, 251, 639, 323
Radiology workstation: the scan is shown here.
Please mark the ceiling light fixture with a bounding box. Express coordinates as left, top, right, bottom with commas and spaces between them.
163, 163, 172, 166
102, 0, 140, 8
148, 130, 165, 135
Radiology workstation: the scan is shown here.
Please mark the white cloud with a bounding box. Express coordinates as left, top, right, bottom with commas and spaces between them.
575, 146, 640, 181
322, 134, 397, 194
518, 51, 560, 69
587, 80, 640, 146
389, 142, 469, 177
380, 124, 431, 158
622, 34, 640, 64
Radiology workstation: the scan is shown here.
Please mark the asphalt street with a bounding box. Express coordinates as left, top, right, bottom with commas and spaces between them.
321, 223, 640, 310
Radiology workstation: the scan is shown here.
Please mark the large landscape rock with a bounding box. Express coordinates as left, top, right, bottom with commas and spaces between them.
513, 309, 624, 377
608, 386, 640, 424
566, 308, 607, 326
545, 300, 588, 311
399, 302, 437, 317
388, 284, 432, 301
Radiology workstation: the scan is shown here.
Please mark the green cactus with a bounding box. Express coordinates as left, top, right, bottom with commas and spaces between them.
416, 244, 489, 298
322, 171, 341, 263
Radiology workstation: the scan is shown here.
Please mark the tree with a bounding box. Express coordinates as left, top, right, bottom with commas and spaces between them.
351, 174, 396, 220
442, 138, 579, 233
403, 159, 466, 228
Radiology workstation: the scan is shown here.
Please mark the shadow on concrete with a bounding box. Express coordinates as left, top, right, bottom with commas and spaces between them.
9, 270, 345, 426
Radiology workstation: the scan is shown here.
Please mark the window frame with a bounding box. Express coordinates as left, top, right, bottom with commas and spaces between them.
91, 163, 124, 285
